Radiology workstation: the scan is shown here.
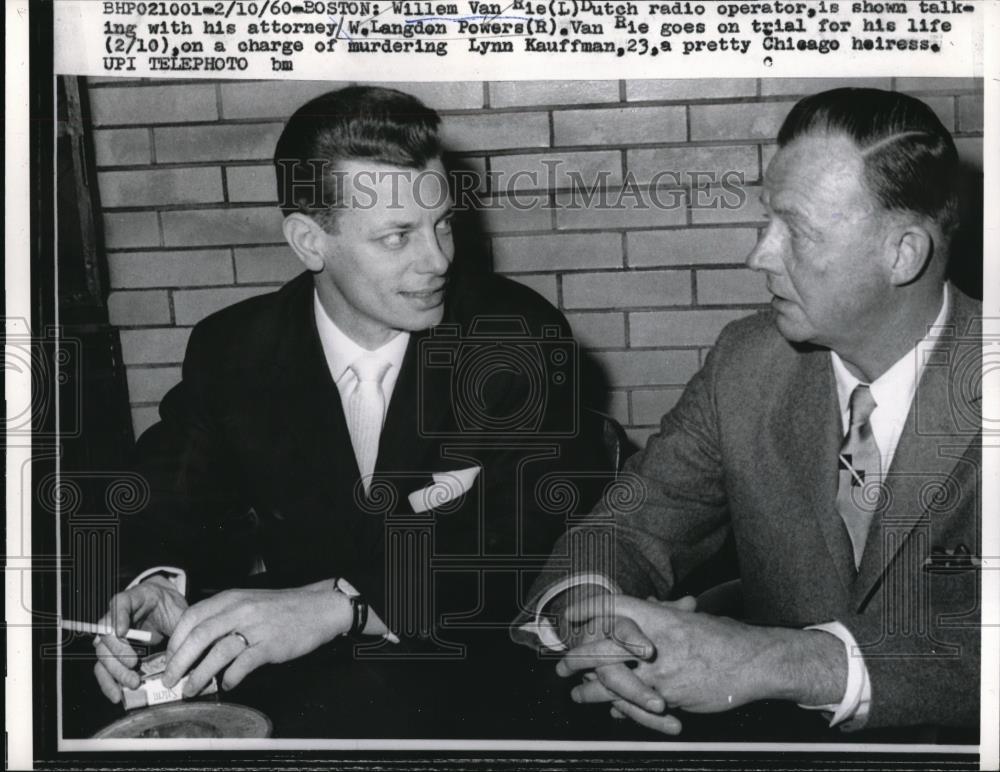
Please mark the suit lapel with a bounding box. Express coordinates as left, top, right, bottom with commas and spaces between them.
266, 275, 362, 513
852, 289, 981, 605
373, 328, 449, 482
355, 327, 458, 560
779, 348, 858, 594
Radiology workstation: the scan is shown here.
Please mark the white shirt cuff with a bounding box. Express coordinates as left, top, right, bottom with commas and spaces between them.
517, 573, 618, 651
798, 621, 871, 729
126, 566, 187, 598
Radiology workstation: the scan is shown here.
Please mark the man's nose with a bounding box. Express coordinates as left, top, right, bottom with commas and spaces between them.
746, 226, 782, 273
417, 229, 452, 275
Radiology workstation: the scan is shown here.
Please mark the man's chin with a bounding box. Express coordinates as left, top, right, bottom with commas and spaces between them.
399, 305, 445, 332
772, 310, 812, 344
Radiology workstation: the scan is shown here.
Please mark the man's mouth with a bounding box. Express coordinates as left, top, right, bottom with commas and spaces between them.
401, 286, 444, 298
400, 285, 446, 306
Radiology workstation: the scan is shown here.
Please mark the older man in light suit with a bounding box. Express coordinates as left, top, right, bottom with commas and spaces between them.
517, 88, 981, 738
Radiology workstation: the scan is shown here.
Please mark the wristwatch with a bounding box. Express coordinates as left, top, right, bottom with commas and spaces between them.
333, 577, 369, 639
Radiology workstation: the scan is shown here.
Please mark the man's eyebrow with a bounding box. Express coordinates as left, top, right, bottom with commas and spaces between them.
374, 219, 419, 230
768, 200, 812, 222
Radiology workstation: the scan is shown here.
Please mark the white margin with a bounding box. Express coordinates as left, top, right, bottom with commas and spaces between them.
6, 1, 34, 770
978, 3, 999, 772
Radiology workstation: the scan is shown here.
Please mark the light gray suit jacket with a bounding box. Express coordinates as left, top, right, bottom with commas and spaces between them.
523, 286, 981, 730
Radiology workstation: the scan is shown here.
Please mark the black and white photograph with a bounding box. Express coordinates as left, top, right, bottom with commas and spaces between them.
6, 1, 997, 769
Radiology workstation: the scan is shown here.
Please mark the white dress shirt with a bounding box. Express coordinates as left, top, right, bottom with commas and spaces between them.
312, 290, 410, 414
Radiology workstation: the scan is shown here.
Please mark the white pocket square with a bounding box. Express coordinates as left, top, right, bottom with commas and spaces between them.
408, 466, 481, 513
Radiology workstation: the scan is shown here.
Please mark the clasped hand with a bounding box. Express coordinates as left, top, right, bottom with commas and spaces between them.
93, 579, 350, 703
556, 595, 780, 735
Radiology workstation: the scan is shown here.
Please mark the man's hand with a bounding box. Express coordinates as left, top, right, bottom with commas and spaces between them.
557, 593, 698, 724
559, 595, 847, 722
92, 576, 188, 703
161, 580, 353, 696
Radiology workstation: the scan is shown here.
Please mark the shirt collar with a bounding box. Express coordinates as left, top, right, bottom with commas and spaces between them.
313, 290, 410, 382
830, 284, 951, 417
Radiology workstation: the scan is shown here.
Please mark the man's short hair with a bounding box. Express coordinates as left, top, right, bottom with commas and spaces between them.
273, 85, 443, 228
777, 88, 960, 235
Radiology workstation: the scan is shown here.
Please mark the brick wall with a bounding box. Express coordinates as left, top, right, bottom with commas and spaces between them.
86, 77, 984, 447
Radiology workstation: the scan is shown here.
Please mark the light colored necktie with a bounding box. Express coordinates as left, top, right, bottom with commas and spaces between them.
836, 384, 882, 568
346, 355, 391, 494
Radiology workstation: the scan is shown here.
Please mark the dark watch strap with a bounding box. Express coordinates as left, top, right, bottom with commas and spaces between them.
333, 577, 371, 639
348, 593, 369, 638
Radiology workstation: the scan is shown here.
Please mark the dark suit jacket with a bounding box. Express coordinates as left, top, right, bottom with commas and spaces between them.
123, 270, 606, 643
526, 286, 981, 731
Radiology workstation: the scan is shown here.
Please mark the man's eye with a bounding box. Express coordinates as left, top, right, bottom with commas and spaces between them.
436, 217, 453, 233
788, 223, 811, 242
381, 232, 408, 248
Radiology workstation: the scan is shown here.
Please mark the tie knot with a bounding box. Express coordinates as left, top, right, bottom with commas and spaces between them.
849, 384, 877, 427
350, 355, 390, 385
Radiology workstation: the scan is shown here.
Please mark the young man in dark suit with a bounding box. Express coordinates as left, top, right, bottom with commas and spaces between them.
519, 88, 982, 739
91, 86, 602, 734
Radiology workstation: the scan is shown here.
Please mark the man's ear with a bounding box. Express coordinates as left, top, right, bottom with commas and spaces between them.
888, 224, 934, 286
282, 213, 329, 273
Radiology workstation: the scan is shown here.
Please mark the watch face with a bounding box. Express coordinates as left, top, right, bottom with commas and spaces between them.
336, 578, 360, 597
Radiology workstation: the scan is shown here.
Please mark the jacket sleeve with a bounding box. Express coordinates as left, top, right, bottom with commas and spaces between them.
514, 333, 734, 636
118, 322, 254, 595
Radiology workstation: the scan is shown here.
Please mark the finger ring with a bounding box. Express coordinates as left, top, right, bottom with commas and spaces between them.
231, 631, 250, 648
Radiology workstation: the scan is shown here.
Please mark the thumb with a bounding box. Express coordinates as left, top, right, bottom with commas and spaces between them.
110, 592, 136, 638
611, 616, 656, 660
647, 594, 697, 612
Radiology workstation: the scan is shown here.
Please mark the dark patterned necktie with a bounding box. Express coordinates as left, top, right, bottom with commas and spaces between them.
836, 384, 882, 568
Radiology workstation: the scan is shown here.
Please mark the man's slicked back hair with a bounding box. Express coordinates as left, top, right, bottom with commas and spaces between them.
778, 88, 960, 234
274, 85, 442, 227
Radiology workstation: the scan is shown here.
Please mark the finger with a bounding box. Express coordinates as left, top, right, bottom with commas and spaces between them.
613, 699, 683, 736
97, 628, 139, 663
111, 593, 137, 638
163, 613, 233, 688
219, 645, 267, 692
166, 590, 242, 658
605, 616, 656, 660
645, 594, 697, 611
93, 638, 140, 689
609, 705, 626, 720
165, 600, 214, 659
566, 615, 654, 659
182, 634, 246, 697
565, 594, 640, 625
556, 638, 640, 677
595, 662, 665, 712
93, 661, 123, 704
571, 675, 618, 703
102, 590, 143, 639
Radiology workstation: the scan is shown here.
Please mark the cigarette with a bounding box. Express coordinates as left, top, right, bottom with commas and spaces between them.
60, 619, 153, 643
